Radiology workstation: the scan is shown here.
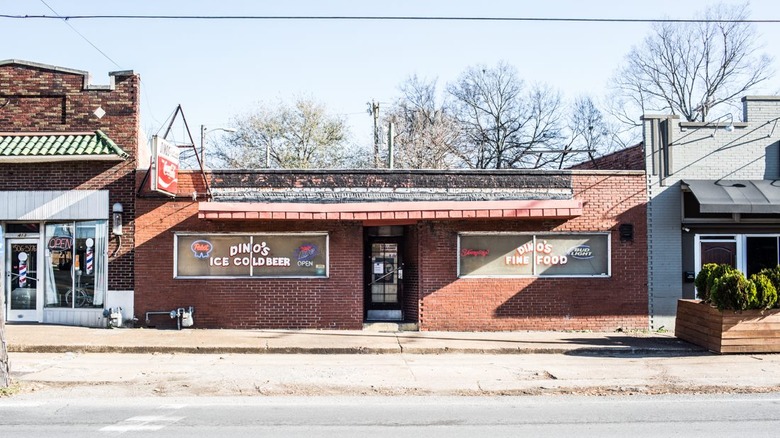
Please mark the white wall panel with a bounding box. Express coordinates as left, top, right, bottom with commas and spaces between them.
0, 190, 108, 220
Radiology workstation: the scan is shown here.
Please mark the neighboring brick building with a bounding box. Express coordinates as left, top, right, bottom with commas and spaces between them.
1, 60, 138, 327
136, 169, 647, 331
570, 143, 645, 171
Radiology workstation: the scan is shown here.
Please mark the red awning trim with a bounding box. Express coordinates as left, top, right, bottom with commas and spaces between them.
198, 200, 583, 221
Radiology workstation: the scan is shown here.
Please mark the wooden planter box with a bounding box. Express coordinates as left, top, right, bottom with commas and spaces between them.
675, 299, 780, 354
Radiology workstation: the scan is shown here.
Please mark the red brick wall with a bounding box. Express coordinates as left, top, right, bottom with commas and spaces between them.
137, 171, 646, 331
0, 62, 139, 290
418, 173, 647, 331
571, 144, 645, 170
136, 172, 363, 329
402, 225, 420, 323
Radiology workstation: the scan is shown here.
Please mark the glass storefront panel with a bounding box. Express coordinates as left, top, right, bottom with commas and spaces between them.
458, 233, 610, 277
370, 243, 399, 304
175, 233, 329, 278
44, 223, 74, 308
9, 242, 38, 310
44, 221, 107, 309
746, 236, 779, 277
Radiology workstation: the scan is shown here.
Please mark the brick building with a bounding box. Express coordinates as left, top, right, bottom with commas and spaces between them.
1, 60, 138, 327
2, 59, 649, 331
137, 169, 647, 331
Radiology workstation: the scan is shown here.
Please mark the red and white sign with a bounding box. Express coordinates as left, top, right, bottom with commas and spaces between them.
151, 136, 180, 196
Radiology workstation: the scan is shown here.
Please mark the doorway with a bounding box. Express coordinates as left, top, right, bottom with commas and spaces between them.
365, 236, 404, 321
5, 238, 40, 322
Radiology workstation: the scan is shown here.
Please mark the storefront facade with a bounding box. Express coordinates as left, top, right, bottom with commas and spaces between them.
136, 169, 647, 331
2, 59, 649, 331
0, 60, 138, 327
643, 96, 780, 330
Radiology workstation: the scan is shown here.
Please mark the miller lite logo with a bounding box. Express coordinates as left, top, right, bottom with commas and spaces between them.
295, 243, 319, 261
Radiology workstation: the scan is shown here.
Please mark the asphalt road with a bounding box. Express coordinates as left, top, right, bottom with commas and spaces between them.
2, 394, 780, 437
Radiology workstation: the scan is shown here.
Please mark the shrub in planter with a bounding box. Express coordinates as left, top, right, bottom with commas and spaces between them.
711, 270, 756, 311
694, 263, 720, 302
707, 264, 735, 299
758, 266, 780, 308
750, 273, 778, 310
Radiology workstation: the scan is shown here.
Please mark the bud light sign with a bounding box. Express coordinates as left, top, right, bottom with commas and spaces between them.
568, 245, 594, 260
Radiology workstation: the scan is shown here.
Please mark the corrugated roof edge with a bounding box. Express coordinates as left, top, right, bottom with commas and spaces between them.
95, 130, 129, 159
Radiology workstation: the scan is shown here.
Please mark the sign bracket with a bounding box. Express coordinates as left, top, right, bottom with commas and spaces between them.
138, 104, 212, 199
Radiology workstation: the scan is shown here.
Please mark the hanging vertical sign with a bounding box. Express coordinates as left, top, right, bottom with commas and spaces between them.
151, 135, 180, 196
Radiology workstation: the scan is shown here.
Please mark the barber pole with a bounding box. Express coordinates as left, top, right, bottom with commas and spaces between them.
86, 238, 94, 275
18, 252, 27, 287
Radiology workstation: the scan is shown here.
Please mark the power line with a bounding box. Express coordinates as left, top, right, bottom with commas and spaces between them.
2, 14, 780, 24
37, 1, 122, 69
40, 1, 163, 128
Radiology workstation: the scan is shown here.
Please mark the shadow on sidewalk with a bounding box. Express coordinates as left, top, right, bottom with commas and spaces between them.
560, 336, 711, 358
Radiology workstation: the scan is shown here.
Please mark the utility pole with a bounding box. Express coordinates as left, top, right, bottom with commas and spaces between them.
387, 122, 395, 169
368, 101, 380, 168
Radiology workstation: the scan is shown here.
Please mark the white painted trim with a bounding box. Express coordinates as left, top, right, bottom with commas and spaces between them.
0, 190, 108, 220
0, 156, 125, 163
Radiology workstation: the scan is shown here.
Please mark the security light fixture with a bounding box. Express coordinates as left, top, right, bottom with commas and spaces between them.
618, 223, 634, 242
710, 113, 735, 136
112, 202, 123, 236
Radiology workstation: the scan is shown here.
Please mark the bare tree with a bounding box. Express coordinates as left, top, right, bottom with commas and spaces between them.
446, 62, 564, 169
212, 97, 351, 169
383, 75, 460, 169
556, 96, 612, 169
610, 2, 773, 123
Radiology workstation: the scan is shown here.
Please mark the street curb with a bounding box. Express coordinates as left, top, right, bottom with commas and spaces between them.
7, 344, 708, 355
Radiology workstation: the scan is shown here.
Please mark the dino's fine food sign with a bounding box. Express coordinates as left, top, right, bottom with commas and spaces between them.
458, 233, 610, 277
175, 233, 328, 278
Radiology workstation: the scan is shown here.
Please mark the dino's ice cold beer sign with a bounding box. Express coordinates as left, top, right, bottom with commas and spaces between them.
174, 233, 328, 278
151, 135, 180, 196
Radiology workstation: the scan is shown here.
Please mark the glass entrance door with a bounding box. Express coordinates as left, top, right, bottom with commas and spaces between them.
365, 238, 403, 321
5, 239, 40, 321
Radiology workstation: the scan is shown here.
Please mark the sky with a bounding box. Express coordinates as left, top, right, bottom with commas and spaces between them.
3, 0, 780, 149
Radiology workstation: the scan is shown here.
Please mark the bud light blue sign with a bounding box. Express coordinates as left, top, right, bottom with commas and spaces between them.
568, 245, 594, 260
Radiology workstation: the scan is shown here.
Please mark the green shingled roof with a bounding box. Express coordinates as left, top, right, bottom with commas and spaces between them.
0, 130, 129, 160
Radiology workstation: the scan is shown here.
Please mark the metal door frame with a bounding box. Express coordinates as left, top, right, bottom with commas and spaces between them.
364, 236, 404, 321
5, 238, 42, 322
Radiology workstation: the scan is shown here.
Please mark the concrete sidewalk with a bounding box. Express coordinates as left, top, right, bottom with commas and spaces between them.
9, 324, 780, 398
5, 324, 701, 355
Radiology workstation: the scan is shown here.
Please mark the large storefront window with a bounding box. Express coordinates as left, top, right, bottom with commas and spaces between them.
458, 233, 611, 277
175, 233, 329, 278
746, 236, 779, 277
44, 221, 107, 308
